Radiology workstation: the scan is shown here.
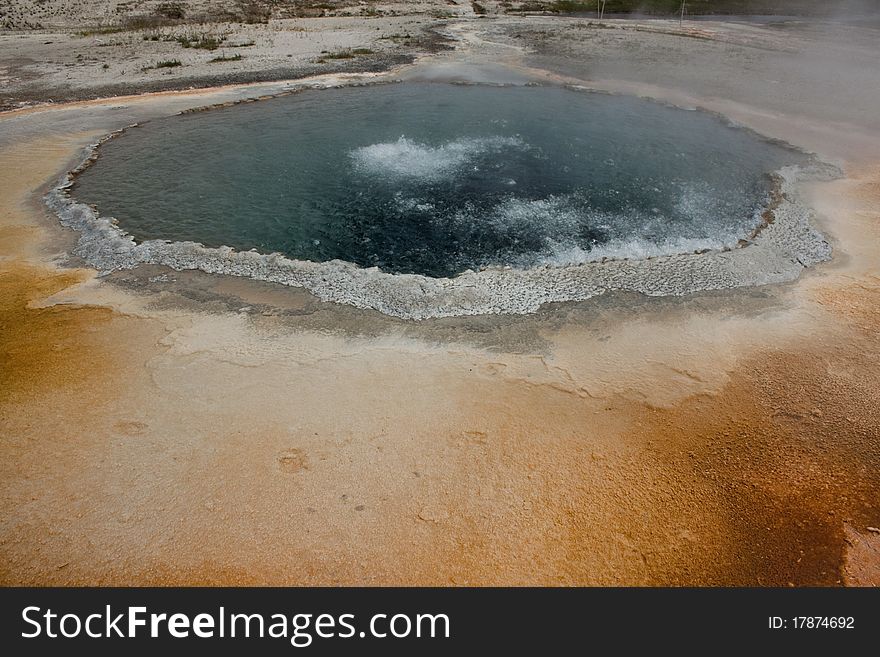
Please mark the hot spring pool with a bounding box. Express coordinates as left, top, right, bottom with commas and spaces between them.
54, 81, 832, 318
72, 82, 803, 279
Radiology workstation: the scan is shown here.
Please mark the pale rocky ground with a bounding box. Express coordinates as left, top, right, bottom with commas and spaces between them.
0, 1, 493, 109
0, 0, 478, 30
1, 9, 878, 585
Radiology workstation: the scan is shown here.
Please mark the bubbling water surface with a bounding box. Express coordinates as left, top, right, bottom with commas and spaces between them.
72, 83, 803, 278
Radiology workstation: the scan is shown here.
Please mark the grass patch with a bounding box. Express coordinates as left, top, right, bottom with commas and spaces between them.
142, 31, 227, 51
143, 59, 183, 71
176, 33, 226, 50
209, 54, 243, 63
78, 26, 129, 37
320, 48, 374, 61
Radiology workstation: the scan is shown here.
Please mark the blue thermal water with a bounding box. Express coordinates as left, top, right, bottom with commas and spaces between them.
72, 83, 802, 278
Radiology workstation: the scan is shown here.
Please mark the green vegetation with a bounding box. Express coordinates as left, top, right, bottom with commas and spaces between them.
209, 54, 244, 63
143, 59, 183, 71
77, 26, 129, 37
318, 48, 374, 62
142, 31, 227, 51
176, 34, 225, 50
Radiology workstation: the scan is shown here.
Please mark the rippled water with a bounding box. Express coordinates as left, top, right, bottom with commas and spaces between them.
73, 83, 802, 278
